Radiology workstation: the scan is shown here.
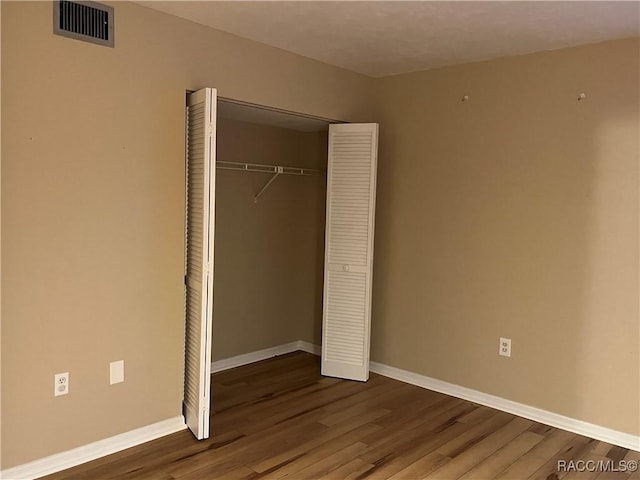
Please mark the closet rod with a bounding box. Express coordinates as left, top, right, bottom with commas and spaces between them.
216, 161, 325, 203
216, 161, 324, 177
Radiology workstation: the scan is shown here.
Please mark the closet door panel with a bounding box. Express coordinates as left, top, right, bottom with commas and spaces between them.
322, 123, 378, 382
184, 87, 216, 440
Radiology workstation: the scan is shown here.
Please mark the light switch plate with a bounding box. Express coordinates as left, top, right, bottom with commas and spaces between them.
110, 360, 124, 384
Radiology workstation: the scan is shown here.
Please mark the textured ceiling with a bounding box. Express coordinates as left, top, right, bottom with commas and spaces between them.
137, 1, 639, 77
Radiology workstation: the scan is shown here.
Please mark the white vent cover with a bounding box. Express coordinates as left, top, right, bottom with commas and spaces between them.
53, 0, 114, 47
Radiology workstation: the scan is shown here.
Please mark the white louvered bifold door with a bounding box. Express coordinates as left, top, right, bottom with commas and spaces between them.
322, 123, 379, 382
184, 88, 216, 440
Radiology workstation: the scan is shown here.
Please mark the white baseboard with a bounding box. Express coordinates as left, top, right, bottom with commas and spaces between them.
369, 361, 640, 452
211, 341, 306, 373
0, 416, 186, 480
297, 340, 321, 356
210, 340, 321, 373
221, 341, 638, 452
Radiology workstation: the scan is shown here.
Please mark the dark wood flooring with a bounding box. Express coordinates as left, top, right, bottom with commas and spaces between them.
43, 351, 639, 479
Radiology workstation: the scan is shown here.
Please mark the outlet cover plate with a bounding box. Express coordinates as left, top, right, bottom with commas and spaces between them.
54, 372, 69, 396
499, 337, 512, 357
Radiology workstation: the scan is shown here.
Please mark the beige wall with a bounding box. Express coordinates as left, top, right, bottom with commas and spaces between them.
213, 118, 326, 360
371, 38, 639, 436
0, 1, 370, 469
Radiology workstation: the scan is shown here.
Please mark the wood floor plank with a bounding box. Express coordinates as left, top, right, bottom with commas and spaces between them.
494, 428, 575, 479
357, 420, 475, 479
360, 397, 468, 454
319, 381, 396, 415
608, 446, 632, 464
457, 405, 499, 425
42, 431, 208, 480
104, 430, 249, 480
284, 442, 369, 479
257, 424, 381, 480
385, 451, 450, 480
423, 417, 534, 479
595, 471, 634, 480
624, 449, 640, 463
250, 411, 384, 473
42, 352, 633, 480
526, 436, 598, 480
591, 441, 614, 456
233, 380, 370, 435
110, 470, 175, 480
319, 402, 390, 427
352, 401, 484, 479
211, 377, 343, 434
458, 431, 545, 479
528, 423, 556, 436
435, 411, 515, 458
359, 400, 475, 465
318, 458, 376, 480
40, 431, 189, 480
166, 416, 328, 478
183, 465, 256, 480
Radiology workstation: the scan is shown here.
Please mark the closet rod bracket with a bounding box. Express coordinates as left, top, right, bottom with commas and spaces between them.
254, 166, 283, 203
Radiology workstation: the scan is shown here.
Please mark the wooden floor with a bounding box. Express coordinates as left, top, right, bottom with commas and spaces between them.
44, 352, 638, 480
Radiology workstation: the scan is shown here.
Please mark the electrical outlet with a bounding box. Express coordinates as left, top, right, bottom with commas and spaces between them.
110, 360, 124, 385
54, 372, 69, 396
499, 337, 512, 357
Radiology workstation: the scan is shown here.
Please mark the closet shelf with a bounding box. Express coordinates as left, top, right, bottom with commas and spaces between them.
216, 161, 325, 203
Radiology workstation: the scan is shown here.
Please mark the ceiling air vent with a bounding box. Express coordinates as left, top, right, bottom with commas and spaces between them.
53, 0, 114, 47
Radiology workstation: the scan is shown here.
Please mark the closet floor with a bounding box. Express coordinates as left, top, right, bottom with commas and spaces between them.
43, 351, 638, 480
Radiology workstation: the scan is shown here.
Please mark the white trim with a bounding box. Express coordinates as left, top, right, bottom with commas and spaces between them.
369, 361, 640, 452
0, 416, 186, 480
210, 341, 320, 373
297, 340, 321, 356
210, 341, 305, 373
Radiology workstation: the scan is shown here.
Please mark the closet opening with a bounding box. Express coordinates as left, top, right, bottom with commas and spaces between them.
212, 97, 332, 371
184, 89, 379, 440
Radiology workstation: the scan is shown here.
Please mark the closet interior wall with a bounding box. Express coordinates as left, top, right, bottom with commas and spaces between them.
213, 117, 328, 361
